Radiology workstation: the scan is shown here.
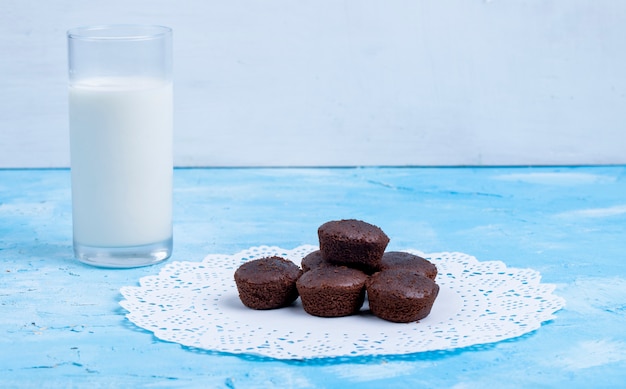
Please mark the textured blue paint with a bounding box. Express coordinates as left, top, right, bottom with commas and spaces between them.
1, 167, 626, 387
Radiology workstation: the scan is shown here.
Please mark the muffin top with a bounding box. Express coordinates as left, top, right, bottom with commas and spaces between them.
234, 256, 302, 284
301, 250, 332, 272
366, 268, 439, 299
380, 251, 438, 279
297, 266, 368, 289
318, 219, 389, 244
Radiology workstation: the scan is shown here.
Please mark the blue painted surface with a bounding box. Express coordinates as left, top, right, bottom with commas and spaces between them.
1, 166, 626, 388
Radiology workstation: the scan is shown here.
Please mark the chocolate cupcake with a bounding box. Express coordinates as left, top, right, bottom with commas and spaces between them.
318, 219, 389, 273
296, 266, 368, 317
380, 251, 438, 281
234, 256, 303, 310
366, 268, 439, 323
300, 250, 334, 272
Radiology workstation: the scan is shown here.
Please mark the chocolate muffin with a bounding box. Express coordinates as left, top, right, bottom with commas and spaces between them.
300, 250, 333, 272
296, 266, 368, 317
318, 219, 389, 273
234, 256, 303, 310
380, 251, 438, 281
366, 268, 439, 323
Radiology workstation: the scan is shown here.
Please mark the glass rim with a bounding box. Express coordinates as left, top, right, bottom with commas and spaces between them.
67, 24, 172, 42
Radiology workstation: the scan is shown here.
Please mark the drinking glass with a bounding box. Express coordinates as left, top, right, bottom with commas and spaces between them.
67, 25, 173, 268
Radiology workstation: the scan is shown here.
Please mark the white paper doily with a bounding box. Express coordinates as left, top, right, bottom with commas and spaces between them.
119, 245, 565, 360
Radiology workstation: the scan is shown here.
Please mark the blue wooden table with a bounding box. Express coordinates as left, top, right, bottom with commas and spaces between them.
2, 166, 625, 388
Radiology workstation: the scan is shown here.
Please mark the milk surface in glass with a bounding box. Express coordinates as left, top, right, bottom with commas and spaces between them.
69, 77, 173, 248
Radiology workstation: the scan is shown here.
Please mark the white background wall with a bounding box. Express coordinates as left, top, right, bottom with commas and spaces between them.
1, 0, 625, 167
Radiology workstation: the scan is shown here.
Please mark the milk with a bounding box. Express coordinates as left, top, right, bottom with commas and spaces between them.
69, 77, 173, 248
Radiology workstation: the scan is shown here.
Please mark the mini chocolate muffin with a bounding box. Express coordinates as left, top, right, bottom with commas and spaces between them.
380, 251, 438, 281
366, 268, 440, 323
234, 256, 303, 310
296, 266, 368, 317
300, 250, 334, 272
318, 219, 389, 274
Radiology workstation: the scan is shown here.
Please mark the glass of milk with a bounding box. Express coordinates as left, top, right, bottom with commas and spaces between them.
67, 25, 173, 268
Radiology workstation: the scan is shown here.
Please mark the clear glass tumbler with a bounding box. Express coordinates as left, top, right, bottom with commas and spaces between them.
67, 25, 173, 268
